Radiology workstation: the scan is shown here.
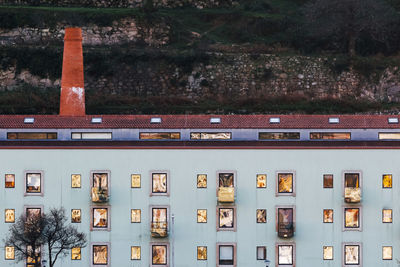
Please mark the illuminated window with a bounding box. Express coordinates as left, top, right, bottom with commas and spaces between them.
217, 206, 236, 231
131, 246, 141, 260
277, 172, 295, 196
217, 243, 236, 266
5, 174, 15, 188
72, 132, 112, 140
92, 244, 108, 265
379, 132, 400, 140
382, 209, 392, 223
257, 246, 266, 260
5, 209, 15, 223
131, 209, 141, 223
256, 174, 267, 188
71, 174, 81, 188
197, 174, 207, 188
71, 247, 81, 260
216, 172, 236, 202
197, 246, 207, 260
26, 245, 41, 267
323, 246, 333, 260
344, 208, 361, 230
382, 174, 392, 188
310, 132, 351, 140
277, 244, 295, 266
91, 207, 110, 231
345, 173, 359, 188
71, 209, 81, 223
151, 172, 169, 196
259, 132, 300, 140
7, 132, 57, 140
344, 243, 361, 266
151, 207, 169, 237
25, 171, 43, 195
139, 132, 180, 140
91, 171, 110, 203
131, 174, 141, 188
197, 209, 207, 223
323, 174, 333, 188
26, 207, 41, 219
383, 246, 392, 260
277, 207, 295, 238
191, 132, 231, 140
323, 209, 333, 223
151, 243, 169, 266
256, 209, 266, 223
5, 246, 14, 260
219, 173, 234, 187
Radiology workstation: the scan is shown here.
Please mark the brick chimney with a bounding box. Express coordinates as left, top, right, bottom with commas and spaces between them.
59, 28, 85, 116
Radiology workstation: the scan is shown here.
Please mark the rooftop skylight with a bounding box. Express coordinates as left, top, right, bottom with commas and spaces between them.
23, 117, 35, 124
91, 117, 102, 124
150, 117, 162, 124
269, 117, 280, 124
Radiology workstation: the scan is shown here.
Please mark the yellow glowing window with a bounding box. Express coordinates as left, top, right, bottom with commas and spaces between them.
323, 209, 333, 223
323, 246, 333, 260
71, 247, 81, 260
131, 174, 141, 188
131, 209, 141, 223
93, 245, 108, 264
5, 174, 15, 188
197, 209, 207, 223
71, 174, 81, 188
382, 174, 392, 188
383, 246, 392, 260
256, 209, 266, 223
131, 246, 141, 260
152, 173, 167, 193
71, 209, 81, 223
5, 246, 14, 260
93, 208, 108, 228
197, 174, 207, 188
278, 173, 293, 193
323, 174, 333, 188
344, 245, 359, 265
345, 173, 359, 188
382, 209, 392, 223
139, 132, 180, 140
310, 132, 351, 140
344, 208, 359, 228
256, 174, 267, 188
152, 245, 167, 265
5, 209, 15, 223
197, 246, 207, 260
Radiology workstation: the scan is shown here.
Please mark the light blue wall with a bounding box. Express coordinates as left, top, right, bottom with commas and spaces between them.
0, 149, 398, 266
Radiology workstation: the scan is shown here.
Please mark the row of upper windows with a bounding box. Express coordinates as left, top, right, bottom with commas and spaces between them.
6, 131, 400, 141
3, 243, 394, 266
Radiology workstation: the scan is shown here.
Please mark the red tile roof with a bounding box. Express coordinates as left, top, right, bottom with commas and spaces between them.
0, 115, 399, 129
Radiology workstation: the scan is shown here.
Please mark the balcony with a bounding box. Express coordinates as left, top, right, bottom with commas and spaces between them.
344, 187, 361, 203
278, 222, 294, 238
91, 187, 109, 203
151, 221, 168, 238
218, 187, 235, 203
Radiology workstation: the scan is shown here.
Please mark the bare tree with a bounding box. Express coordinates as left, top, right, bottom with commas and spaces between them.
303, 0, 398, 57
4, 207, 87, 267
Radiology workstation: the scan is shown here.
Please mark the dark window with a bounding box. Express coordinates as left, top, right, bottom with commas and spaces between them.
310, 132, 351, 140
323, 174, 333, 188
7, 132, 57, 140
259, 132, 300, 140
140, 132, 180, 140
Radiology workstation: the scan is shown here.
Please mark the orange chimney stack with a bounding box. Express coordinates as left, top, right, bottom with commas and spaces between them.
59, 28, 85, 116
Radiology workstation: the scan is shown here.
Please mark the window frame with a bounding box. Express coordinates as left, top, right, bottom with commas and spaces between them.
197, 209, 207, 223
323, 209, 333, 223
382, 209, 392, 223
91, 242, 110, 267
276, 171, 296, 197
310, 132, 351, 140
5, 174, 15, 188
275, 242, 296, 267
216, 242, 236, 267
139, 132, 181, 140
90, 206, 111, 231
197, 174, 207, 188
256, 209, 267, 223
216, 170, 237, 196
323, 246, 334, 260
342, 242, 362, 267
343, 206, 362, 231
197, 246, 208, 260
256, 174, 267, 188
5, 246, 15, 260
149, 205, 170, 234
190, 132, 232, 140
71, 247, 81, 260
131, 174, 141, 188
216, 206, 237, 232
24, 205, 44, 218
131, 246, 141, 260
24, 170, 44, 196
71, 209, 81, 223
342, 171, 362, 197
382, 246, 392, 260
382, 174, 392, 188
71, 174, 81, 188
90, 170, 111, 195
275, 205, 296, 237
323, 174, 333, 188
150, 171, 170, 196
5, 208, 15, 223
150, 242, 170, 267
256, 246, 266, 260
131, 209, 141, 223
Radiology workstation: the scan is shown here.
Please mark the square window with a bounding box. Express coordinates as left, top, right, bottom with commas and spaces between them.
219, 173, 234, 187
71, 209, 81, 223
152, 245, 168, 265
5, 209, 15, 223
256, 209, 266, 223
151, 172, 169, 195
257, 246, 266, 260
323, 246, 333, 260
92, 244, 108, 265
219, 245, 234, 265
382, 174, 392, 188
5, 246, 14, 260
91, 207, 110, 230
197, 174, 207, 188
277, 172, 295, 196
25, 172, 43, 195
131, 174, 141, 188
71, 174, 81, 188
131, 246, 141, 260
344, 208, 360, 229
5, 174, 15, 188
323, 174, 333, 188
197, 246, 207, 260
218, 207, 235, 231
278, 245, 293, 265
131, 209, 141, 223
383, 246, 392, 260
277, 207, 295, 238
382, 209, 392, 223
71, 247, 81, 260
323, 209, 333, 223
344, 244, 360, 265
197, 209, 207, 223
256, 174, 267, 188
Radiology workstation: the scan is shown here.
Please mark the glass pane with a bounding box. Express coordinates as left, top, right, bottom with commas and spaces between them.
257, 247, 266, 260
256, 174, 267, 188
7, 132, 56, 140
71, 133, 82, 139
5, 209, 15, 223
197, 174, 207, 188
93, 208, 108, 228
259, 132, 300, 140
219, 173, 234, 187
152, 245, 167, 264
323, 174, 333, 188
219, 246, 233, 260
383, 246, 392, 260
5, 246, 14, 260
26, 208, 41, 219
81, 133, 112, 140
139, 132, 180, 140
382, 209, 392, 223
26, 173, 41, 193
197, 209, 207, 223
93, 173, 108, 189
323, 246, 333, 260
71, 174, 81, 188
26, 246, 40, 264
93, 245, 108, 264
383, 174, 392, 188
345, 208, 359, 228
191, 132, 231, 140
219, 208, 234, 228
379, 132, 400, 140
5, 174, 15, 188
152, 173, 167, 193
131, 209, 141, 223
152, 208, 167, 223
257, 209, 266, 223
278, 173, 293, 193
131, 246, 141, 260
71, 247, 81, 260
278, 208, 293, 224
197, 246, 207, 260
345, 173, 359, 188
71, 209, 81, 223
323, 209, 333, 223
131, 174, 141, 188
310, 132, 351, 140
344, 245, 359, 264
278, 245, 293, 264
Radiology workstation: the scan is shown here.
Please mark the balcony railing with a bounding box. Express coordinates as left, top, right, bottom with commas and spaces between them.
344, 187, 361, 203
91, 187, 109, 203
278, 222, 294, 238
218, 187, 235, 203
151, 221, 168, 237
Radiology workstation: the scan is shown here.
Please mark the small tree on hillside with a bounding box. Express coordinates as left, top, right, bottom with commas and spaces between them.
4, 207, 87, 267
303, 0, 398, 57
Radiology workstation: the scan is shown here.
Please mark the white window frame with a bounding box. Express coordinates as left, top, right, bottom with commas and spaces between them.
342, 242, 362, 267
24, 170, 44, 196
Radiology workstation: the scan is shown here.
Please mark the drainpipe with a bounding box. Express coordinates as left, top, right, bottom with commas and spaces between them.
171, 213, 175, 267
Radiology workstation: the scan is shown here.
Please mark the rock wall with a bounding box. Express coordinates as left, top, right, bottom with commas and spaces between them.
2, 52, 400, 102
0, 0, 234, 8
